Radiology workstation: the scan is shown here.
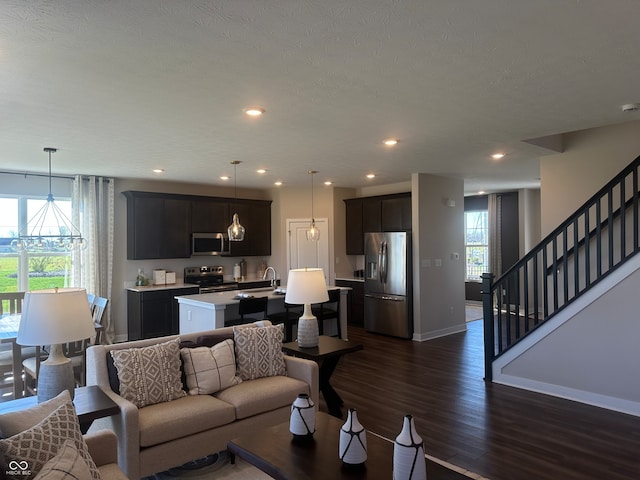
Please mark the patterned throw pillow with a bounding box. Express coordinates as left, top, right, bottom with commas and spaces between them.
181, 339, 243, 395
111, 338, 187, 408
0, 400, 100, 480
33, 439, 92, 479
233, 323, 287, 381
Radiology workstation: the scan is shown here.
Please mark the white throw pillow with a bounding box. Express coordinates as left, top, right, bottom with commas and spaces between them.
181, 339, 242, 395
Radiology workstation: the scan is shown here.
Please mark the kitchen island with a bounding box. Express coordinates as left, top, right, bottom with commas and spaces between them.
176, 286, 350, 339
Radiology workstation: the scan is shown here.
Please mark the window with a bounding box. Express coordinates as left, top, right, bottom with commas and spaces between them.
465, 210, 488, 282
0, 195, 73, 293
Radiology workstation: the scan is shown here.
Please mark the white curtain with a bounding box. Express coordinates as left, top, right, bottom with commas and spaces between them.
488, 193, 502, 279
72, 175, 115, 343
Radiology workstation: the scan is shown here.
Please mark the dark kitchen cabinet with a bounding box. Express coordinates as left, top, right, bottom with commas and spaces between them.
335, 279, 364, 327
362, 198, 382, 233
127, 286, 199, 340
124, 191, 191, 260
228, 200, 272, 257
344, 199, 364, 255
381, 194, 412, 231
125, 191, 272, 259
344, 193, 411, 255
191, 198, 229, 233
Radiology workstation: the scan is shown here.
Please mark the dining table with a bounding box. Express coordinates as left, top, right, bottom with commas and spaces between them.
0, 313, 24, 399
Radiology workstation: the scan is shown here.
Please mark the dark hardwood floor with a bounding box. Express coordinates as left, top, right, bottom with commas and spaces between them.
319, 321, 640, 480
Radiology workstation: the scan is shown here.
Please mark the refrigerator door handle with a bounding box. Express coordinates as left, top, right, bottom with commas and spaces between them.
380, 240, 388, 283
377, 242, 384, 282
365, 294, 404, 301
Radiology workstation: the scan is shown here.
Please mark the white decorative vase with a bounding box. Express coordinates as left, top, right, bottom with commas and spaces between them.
339, 408, 367, 467
297, 316, 319, 348
289, 393, 316, 441
393, 415, 426, 480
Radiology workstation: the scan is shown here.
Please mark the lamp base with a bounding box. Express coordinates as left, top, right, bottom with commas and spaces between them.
297, 305, 319, 348
36, 345, 76, 403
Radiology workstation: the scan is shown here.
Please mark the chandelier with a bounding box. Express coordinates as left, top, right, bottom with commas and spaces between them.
12, 148, 86, 253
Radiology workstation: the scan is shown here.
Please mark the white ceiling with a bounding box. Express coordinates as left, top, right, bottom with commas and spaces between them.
1, 0, 640, 193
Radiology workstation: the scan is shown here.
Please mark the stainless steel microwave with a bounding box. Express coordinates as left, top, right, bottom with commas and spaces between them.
191, 233, 230, 256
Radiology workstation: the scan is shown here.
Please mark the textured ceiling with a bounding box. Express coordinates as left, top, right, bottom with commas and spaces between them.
1, 0, 640, 193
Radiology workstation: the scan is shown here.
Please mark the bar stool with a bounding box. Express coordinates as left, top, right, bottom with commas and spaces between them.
225, 296, 269, 327
312, 289, 342, 339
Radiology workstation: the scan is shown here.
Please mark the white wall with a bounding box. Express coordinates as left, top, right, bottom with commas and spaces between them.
411, 173, 466, 341
494, 255, 640, 416
540, 120, 640, 236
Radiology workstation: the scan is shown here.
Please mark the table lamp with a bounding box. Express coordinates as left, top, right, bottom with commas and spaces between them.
285, 268, 329, 348
17, 287, 95, 402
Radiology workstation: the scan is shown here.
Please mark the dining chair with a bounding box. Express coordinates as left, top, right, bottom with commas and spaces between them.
91, 296, 109, 345
224, 296, 269, 327
267, 302, 303, 342
312, 289, 342, 339
0, 292, 38, 398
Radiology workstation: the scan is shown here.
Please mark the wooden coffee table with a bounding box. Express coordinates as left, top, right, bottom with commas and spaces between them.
228, 412, 471, 480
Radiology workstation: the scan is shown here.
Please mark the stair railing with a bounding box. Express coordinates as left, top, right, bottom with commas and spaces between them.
483, 154, 640, 381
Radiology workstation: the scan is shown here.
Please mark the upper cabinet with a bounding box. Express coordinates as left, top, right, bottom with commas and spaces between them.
344, 193, 411, 255
124, 191, 192, 260
124, 191, 272, 260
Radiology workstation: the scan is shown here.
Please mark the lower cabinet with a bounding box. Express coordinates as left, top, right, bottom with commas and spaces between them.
335, 279, 364, 327
127, 287, 199, 340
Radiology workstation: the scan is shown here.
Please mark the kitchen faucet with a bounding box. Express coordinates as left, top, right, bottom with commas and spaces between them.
262, 266, 277, 287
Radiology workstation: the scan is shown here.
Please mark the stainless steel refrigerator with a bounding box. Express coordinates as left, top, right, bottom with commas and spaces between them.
364, 231, 412, 338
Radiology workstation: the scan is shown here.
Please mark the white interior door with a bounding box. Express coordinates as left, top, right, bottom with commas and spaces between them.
286, 218, 330, 281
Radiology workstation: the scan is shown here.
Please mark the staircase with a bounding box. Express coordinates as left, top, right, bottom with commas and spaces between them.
482, 154, 640, 398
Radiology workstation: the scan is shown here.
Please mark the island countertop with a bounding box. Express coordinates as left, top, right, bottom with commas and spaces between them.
176, 285, 350, 338
175, 287, 287, 310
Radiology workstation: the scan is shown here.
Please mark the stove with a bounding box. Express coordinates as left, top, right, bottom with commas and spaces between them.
184, 266, 239, 293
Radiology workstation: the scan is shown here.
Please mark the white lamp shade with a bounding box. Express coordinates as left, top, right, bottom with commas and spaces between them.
285, 268, 329, 305
17, 288, 96, 346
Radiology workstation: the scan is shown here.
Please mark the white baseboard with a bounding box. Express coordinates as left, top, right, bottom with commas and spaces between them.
413, 323, 467, 342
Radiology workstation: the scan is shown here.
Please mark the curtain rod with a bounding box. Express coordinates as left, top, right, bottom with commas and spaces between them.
0, 170, 112, 182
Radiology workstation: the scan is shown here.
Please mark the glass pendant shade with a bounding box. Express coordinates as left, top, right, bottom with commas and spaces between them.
306, 219, 320, 241
228, 212, 245, 241
307, 170, 320, 241
227, 160, 245, 242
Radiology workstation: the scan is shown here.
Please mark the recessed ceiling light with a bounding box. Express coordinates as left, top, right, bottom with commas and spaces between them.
324, 181, 332, 186
220, 175, 230, 181
256, 169, 267, 174
621, 103, 640, 112
274, 181, 283, 186
491, 153, 505, 160
244, 107, 265, 117
366, 173, 376, 179
383, 139, 398, 146
152, 169, 165, 174
478, 190, 486, 195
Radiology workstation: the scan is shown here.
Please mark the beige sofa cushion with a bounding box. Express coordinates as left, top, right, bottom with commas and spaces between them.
215, 375, 310, 419
138, 394, 236, 448
181, 339, 242, 395
111, 338, 187, 408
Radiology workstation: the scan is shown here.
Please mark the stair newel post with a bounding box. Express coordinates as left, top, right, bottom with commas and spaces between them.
481, 272, 495, 382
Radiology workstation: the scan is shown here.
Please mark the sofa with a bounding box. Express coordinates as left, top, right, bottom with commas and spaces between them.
85, 322, 319, 480
0, 390, 128, 479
